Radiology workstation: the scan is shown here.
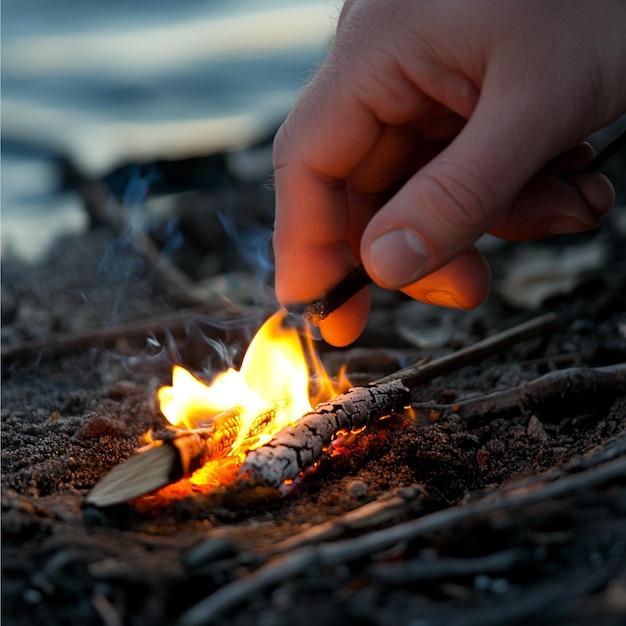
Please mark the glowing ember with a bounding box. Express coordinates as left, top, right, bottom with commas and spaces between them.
156, 311, 345, 487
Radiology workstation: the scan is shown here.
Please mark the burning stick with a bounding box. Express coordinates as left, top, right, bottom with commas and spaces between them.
85, 409, 268, 507
241, 380, 410, 488
241, 313, 559, 488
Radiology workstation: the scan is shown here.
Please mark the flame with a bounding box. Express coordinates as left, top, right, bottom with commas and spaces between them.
156, 311, 347, 488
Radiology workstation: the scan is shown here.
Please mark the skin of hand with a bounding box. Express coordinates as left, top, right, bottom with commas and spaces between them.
273, 0, 626, 346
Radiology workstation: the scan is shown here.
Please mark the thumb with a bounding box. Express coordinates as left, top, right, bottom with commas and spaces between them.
360, 91, 569, 289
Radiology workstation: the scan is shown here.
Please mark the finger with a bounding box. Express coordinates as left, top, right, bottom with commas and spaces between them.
359, 75, 590, 290
489, 142, 615, 240
400, 246, 491, 309
273, 57, 433, 308
318, 287, 371, 347
273, 89, 373, 309
488, 171, 614, 241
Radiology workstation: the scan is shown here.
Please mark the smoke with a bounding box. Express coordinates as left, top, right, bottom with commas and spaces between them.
90, 138, 280, 384
217, 209, 274, 293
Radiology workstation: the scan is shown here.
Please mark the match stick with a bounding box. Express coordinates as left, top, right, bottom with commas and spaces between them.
286, 265, 372, 324
85, 407, 280, 507
85, 434, 205, 508
287, 127, 625, 325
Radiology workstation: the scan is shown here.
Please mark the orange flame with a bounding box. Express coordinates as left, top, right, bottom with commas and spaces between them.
156, 311, 347, 487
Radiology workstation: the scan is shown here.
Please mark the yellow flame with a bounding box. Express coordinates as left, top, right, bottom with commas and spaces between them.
157, 311, 341, 486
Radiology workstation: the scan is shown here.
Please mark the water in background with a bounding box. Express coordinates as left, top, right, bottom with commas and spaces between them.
1, 0, 337, 259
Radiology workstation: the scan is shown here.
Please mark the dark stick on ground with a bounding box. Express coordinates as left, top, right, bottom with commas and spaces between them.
1, 303, 227, 370
411, 363, 626, 426
181, 445, 626, 625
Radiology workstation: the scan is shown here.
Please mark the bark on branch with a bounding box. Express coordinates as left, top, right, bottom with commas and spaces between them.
241, 379, 411, 488
412, 363, 626, 426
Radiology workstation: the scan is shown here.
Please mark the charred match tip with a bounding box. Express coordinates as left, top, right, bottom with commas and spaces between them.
286, 265, 372, 325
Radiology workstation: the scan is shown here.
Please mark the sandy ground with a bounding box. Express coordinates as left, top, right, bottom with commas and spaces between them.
2, 148, 626, 625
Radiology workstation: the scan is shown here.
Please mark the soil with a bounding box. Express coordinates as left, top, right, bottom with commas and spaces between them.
2, 140, 626, 626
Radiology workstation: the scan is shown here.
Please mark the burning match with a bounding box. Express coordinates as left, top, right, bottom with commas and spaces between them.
286, 265, 372, 324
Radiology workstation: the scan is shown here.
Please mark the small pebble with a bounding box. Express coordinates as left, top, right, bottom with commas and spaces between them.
527, 415, 547, 441
345, 479, 369, 500
75, 415, 127, 439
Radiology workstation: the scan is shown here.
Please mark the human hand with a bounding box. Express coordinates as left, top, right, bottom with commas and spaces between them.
273, 0, 626, 346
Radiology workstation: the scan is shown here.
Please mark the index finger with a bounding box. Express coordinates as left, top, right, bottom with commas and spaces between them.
272, 70, 383, 344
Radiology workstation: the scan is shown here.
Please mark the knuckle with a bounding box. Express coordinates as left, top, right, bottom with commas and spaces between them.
423, 160, 498, 234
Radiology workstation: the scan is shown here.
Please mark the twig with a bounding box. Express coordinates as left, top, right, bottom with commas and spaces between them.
286, 265, 372, 324
1, 303, 235, 369
586, 126, 626, 171
241, 314, 560, 487
375, 561, 621, 626
374, 312, 559, 387
411, 363, 626, 426
179, 442, 626, 625
370, 549, 520, 584
257, 485, 426, 559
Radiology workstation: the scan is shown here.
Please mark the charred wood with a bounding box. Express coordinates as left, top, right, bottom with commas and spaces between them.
241, 379, 411, 488
242, 314, 560, 488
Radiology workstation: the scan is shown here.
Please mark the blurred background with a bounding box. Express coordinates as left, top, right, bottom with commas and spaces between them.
1, 0, 337, 260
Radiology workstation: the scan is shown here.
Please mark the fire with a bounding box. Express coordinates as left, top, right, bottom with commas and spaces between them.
156, 311, 346, 487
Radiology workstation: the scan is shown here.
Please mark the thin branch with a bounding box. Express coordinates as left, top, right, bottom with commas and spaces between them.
411, 363, 626, 426
374, 312, 560, 387
1, 304, 227, 369
257, 485, 426, 559
370, 549, 520, 584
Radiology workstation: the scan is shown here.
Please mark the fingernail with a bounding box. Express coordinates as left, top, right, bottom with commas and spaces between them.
545, 214, 598, 236
368, 228, 428, 287
424, 290, 463, 308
